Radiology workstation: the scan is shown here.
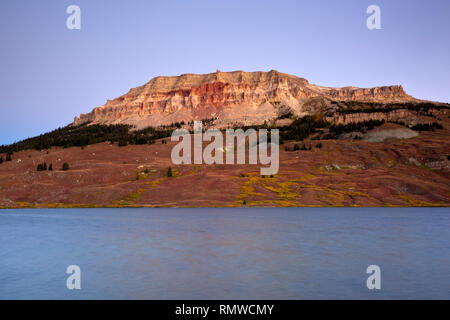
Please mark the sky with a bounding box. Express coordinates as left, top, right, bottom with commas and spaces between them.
0, 0, 449, 145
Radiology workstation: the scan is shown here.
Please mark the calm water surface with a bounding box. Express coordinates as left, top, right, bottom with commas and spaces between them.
0, 207, 449, 299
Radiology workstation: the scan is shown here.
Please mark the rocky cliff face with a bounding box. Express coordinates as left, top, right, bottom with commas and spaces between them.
73, 70, 425, 128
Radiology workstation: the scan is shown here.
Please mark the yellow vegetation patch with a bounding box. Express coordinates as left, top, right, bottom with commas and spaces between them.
236, 173, 301, 202
398, 194, 447, 207
262, 180, 298, 199
298, 184, 378, 206
145, 176, 168, 187
238, 199, 305, 207
113, 167, 183, 206
290, 174, 316, 181
234, 171, 379, 206
237, 183, 265, 199
187, 165, 199, 176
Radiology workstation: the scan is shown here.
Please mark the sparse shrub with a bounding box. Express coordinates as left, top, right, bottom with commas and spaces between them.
411, 122, 443, 132
278, 115, 329, 142
328, 119, 385, 137
316, 143, 322, 149
293, 144, 300, 151
62, 162, 69, 171
167, 167, 173, 177
243, 200, 247, 205
337, 101, 449, 115
118, 139, 128, 147
37, 162, 47, 171
0, 122, 175, 154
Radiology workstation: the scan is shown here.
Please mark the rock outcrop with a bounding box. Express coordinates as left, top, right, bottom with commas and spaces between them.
73, 70, 441, 128
324, 108, 448, 126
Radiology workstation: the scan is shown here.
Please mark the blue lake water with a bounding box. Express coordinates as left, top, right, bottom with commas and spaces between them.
0, 207, 449, 299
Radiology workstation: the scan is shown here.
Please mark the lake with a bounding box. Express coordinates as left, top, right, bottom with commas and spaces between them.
0, 207, 449, 299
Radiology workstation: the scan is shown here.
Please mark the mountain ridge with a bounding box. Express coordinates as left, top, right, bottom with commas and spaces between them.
74, 70, 431, 129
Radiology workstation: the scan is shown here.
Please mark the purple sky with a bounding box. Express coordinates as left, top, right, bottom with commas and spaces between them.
1, 0, 449, 145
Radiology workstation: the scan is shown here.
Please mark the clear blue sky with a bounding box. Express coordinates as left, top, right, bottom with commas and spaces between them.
1, 0, 449, 145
